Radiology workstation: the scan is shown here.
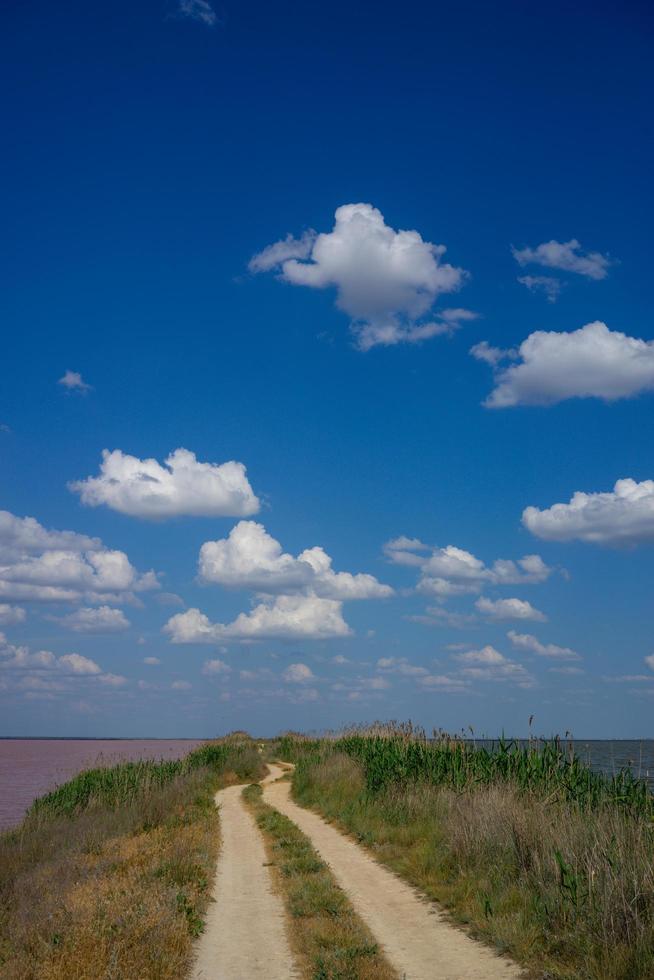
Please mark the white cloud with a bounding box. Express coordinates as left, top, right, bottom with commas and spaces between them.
523, 478, 654, 545
171, 679, 192, 690
512, 239, 612, 280
549, 666, 584, 675
0, 638, 122, 703
408, 606, 477, 629
420, 673, 469, 691
249, 203, 470, 350
0, 510, 157, 605
202, 658, 231, 675
143, 656, 161, 665
453, 645, 506, 665
177, 0, 217, 26
57, 606, 130, 634
70, 448, 259, 519
376, 656, 428, 676
0, 510, 100, 559
282, 663, 314, 683
507, 630, 580, 660
248, 230, 316, 272
475, 597, 547, 622
386, 537, 551, 598
469, 341, 514, 366
96, 672, 127, 687
69, 449, 259, 518
199, 521, 392, 599
383, 536, 430, 566
646, 655, 654, 672
58, 653, 102, 675
453, 645, 535, 687
164, 594, 351, 643
517, 275, 562, 303
476, 322, 654, 408
0, 604, 26, 625
58, 370, 92, 392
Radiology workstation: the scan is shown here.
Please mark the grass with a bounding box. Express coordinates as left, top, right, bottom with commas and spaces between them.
243, 779, 397, 980
279, 727, 654, 980
0, 735, 265, 979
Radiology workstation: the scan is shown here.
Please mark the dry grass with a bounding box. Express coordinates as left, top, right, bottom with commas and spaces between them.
0, 738, 265, 979
243, 780, 398, 980
292, 752, 654, 980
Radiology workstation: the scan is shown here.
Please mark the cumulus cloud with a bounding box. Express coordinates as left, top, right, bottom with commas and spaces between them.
475, 322, 654, 408
376, 656, 428, 676
475, 597, 547, 622
0, 510, 157, 604
512, 239, 612, 280
70, 448, 259, 519
249, 203, 471, 350
517, 275, 562, 303
408, 606, 477, 629
199, 521, 393, 599
469, 341, 515, 367
646, 655, 654, 672
282, 663, 314, 683
96, 672, 127, 687
177, 0, 217, 25
523, 478, 654, 545
248, 230, 316, 272
420, 673, 469, 691
202, 658, 231, 675
143, 656, 161, 665
56, 606, 130, 633
507, 631, 580, 660
0, 635, 124, 696
164, 594, 351, 643
0, 510, 100, 559
0, 604, 26, 625
452, 645, 535, 687
171, 680, 192, 690
385, 537, 551, 597
58, 370, 92, 392
58, 653, 102, 675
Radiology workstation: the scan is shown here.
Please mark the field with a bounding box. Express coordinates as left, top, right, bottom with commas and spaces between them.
278, 725, 654, 980
0, 736, 264, 979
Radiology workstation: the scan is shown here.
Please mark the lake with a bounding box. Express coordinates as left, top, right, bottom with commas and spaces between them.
0, 738, 206, 830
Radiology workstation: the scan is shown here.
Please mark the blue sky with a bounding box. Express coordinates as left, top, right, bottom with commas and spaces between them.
1, 0, 653, 737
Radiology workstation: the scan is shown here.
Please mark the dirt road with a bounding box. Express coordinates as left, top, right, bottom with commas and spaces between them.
263, 765, 523, 980
191, 771, 298, 980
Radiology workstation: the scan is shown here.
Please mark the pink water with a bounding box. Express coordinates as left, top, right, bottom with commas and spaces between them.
0, 739, 205, 830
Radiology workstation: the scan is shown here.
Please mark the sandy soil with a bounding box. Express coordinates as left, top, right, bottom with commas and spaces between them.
264, 764, 524, 980
191, 770, 299, 980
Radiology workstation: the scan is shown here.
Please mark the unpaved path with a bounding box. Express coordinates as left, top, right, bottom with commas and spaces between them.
264, 765, 523, 980
191, 770, 298, 980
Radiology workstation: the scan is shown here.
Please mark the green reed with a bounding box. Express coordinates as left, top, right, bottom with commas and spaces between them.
27, 739, 250, 819
278, 724, 653, 817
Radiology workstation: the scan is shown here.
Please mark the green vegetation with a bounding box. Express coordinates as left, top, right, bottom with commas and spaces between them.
0, 735, 264, 979
279, 726, 654, 980
243, 780, 397, 980
279, 724, 653, 815
28, 740, 242, 818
